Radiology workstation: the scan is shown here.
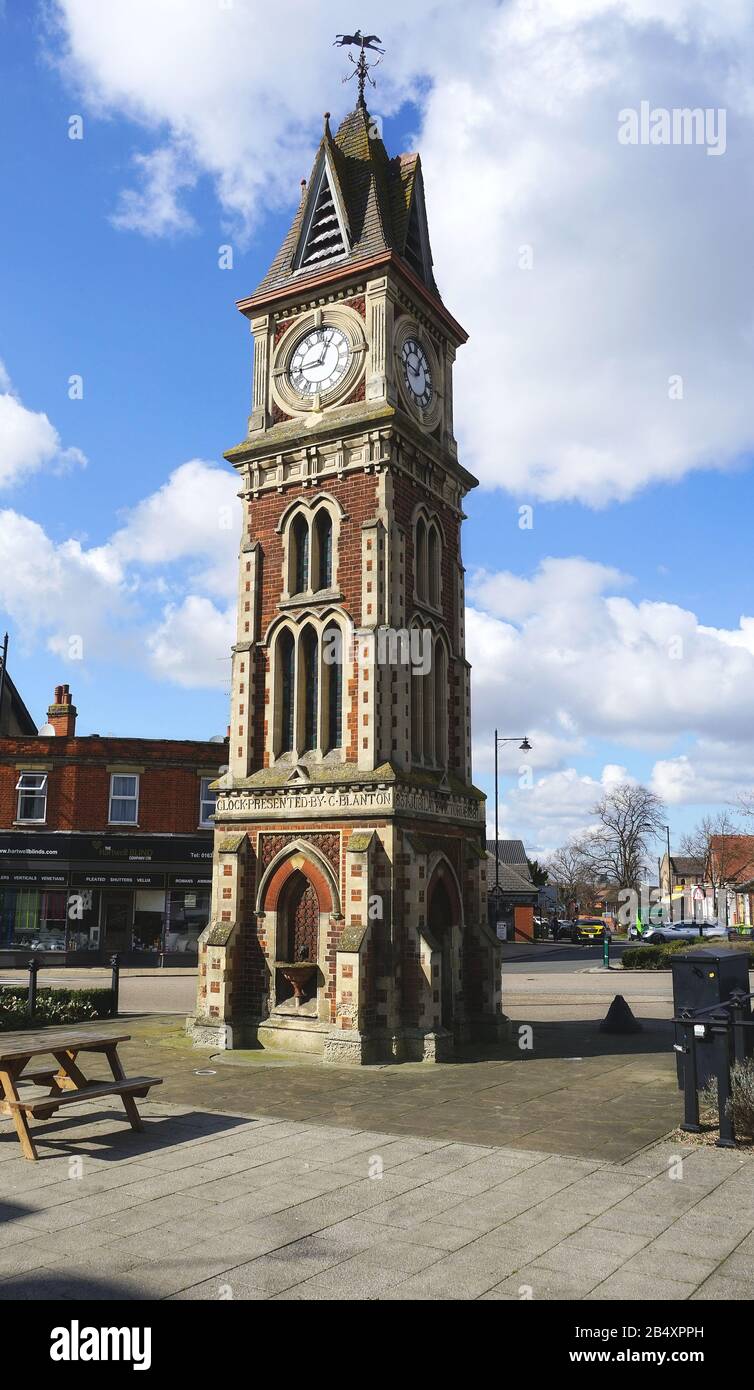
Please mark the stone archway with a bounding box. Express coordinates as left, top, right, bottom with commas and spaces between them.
427, 864, 462, 1029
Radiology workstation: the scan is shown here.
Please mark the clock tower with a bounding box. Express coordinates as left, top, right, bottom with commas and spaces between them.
190, 90, 508, 1063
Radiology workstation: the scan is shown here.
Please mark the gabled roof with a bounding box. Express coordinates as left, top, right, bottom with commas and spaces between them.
486, 852, 537, 898
486, 839, 531, 872
0, 667, 37, 737
669, 856, 704, 876
252, 104, 439, 303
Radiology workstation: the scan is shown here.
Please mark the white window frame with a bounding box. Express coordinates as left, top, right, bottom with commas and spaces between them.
15, 772, 48, 824
198, 777, 217, 828
108, 773, 139, 826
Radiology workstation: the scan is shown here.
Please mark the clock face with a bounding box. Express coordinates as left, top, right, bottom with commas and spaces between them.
289, 326, 351, 398
401, 337, 433, 409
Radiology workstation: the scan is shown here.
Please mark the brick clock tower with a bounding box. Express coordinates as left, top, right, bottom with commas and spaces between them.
191, 86, 507, 1063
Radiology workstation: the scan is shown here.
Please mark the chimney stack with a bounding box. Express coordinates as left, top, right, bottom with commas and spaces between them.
47, 684, 77, 738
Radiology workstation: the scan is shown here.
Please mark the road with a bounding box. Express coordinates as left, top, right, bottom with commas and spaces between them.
499, 940, 632, 973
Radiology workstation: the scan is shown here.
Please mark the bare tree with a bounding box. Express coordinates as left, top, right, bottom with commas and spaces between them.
546, 842, 600, 916
580, 783, 666, 890
680, 811, 753, 892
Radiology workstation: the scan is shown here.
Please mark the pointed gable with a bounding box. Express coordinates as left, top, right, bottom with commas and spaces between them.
294, 153, 349, 271
251, 103, 441, 302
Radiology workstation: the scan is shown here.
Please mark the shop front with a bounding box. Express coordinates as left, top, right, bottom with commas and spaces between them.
0, 832, 212, 965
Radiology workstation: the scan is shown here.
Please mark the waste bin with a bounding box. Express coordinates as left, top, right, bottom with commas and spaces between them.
671, 950, 752, 1089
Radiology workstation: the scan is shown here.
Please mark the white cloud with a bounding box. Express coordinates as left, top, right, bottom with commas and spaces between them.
146, 596, 235, 689
0, 460, 238, 685
49, 0, 754, 504
110, 144, 198, 237
468, 558, 754, 754
0, 361, 86, 489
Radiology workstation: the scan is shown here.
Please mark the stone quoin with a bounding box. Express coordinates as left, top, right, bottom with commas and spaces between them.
189, 86, 509, 1062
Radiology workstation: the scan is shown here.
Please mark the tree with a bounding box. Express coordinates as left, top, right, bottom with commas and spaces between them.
580, 782, 666, 890
526, 857, 549, 887
546, 842, 600, 916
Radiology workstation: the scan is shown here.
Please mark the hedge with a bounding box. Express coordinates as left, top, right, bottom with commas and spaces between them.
622, 940, 754, 971
0, 986, 115, 1031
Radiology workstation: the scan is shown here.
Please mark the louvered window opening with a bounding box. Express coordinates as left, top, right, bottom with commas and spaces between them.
300, 177, 346, 268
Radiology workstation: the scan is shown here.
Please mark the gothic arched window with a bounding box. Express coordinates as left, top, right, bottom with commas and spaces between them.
323, 622, 343, 751
434, 639, 448, 767
278, 629, 295, 753
301, 626, 319, 751
314, 509, 333, 591
428, 525, 440, 607
291, 515, 309, 595
415, 518, 427, 602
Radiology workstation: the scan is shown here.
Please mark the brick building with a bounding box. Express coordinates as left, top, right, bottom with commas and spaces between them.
190, 88, 507, 1062
0, 684, 228, 964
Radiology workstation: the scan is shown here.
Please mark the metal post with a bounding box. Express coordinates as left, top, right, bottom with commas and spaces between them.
602, 930, 610, 969
27, 957, 39, 1018
679, 1015, 702, 1133
0, 632, 8, 723
711, 1014, 736, 1148
110, 953, 120, 1017
728, 988, 749, 1068
494, 727, 499, 905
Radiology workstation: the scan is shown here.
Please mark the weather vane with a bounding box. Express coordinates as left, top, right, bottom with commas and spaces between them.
334, 30, 384, 106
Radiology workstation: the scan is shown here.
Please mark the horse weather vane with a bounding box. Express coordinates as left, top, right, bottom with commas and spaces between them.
334, 30, 384, 106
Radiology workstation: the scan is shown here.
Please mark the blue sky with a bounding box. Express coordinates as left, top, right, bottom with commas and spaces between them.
2, 1, 754, 857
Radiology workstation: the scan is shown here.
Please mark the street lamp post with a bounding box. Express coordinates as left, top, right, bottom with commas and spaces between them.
493, 731, 532, 935
663, 823, 672, 924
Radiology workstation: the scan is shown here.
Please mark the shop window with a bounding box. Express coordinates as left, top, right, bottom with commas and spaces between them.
0, 887, 66, 950
15, 772, 48, 823
66, 889, 101, 953
199, 776, 217, 828
109, 773, 139, 824
166, 888, 210, 954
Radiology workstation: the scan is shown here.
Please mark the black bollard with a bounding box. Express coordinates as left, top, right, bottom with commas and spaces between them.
110, 953, 120, 1018
678, 1015, 702, 1133
711, 1013, 736, 1148
27, 956, 39, 1018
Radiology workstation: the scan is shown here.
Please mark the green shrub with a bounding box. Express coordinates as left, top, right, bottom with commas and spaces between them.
0, 986, 114, 1031
621, 942, 687, 970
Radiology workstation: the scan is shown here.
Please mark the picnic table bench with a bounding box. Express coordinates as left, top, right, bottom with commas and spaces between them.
0, 1028, 162, 1160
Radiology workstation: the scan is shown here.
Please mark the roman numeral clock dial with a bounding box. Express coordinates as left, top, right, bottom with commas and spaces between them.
401, 337, 433, 410
288, 326, 351, 399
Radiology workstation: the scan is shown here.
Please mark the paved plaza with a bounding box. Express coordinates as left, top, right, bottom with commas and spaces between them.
1, 1010, 753, 1301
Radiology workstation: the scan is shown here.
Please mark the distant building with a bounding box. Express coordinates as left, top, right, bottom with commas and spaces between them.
0, 684, 228, 964
486, 839, 537, 941
659, 853, 705, 915
0, 663, 36, 737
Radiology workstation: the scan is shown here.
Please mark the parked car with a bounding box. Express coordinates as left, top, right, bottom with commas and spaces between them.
554, 916, 606, 943
644, 920, 726, 945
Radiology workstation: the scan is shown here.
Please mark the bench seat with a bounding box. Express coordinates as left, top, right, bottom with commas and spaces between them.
6, 1076, 162, 1119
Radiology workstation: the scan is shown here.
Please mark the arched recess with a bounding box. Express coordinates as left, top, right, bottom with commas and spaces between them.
299, 624, 319, 752
290, 514, 309, 595
426, 855, 464, 1029
256, 838, 340, 918
273, 626, 296, 756
433, 635, 449, 769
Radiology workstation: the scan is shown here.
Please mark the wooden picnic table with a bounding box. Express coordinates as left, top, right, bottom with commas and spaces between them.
0, 1028, 161, 1161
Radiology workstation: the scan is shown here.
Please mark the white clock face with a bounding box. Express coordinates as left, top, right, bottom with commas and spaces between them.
401, 337, 433, 409
289, 326, 351, 398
